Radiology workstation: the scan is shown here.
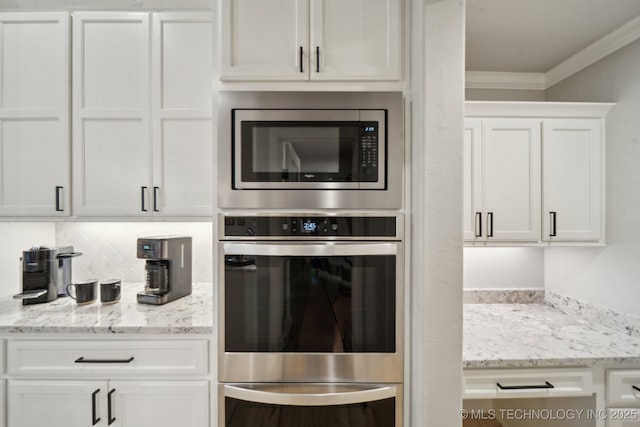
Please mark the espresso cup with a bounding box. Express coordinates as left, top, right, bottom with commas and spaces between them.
66, 279, 98, 305
100, 279, 121, 304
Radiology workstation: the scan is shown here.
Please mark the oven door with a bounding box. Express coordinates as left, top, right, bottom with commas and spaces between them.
220, 383, 402, 427
233, 109, 385, 190
219, 242, 403, 383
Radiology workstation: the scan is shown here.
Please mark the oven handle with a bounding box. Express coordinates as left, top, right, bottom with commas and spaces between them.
223, 242, 398, 256
224, 384, 397, 406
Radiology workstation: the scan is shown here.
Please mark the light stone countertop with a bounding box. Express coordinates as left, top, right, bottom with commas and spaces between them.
464, 303, 640, 368
0, 282, 213, 334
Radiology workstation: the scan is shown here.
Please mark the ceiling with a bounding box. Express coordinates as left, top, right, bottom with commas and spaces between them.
466, 0, 640, 73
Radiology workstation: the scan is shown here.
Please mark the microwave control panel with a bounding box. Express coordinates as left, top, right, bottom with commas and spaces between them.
223, 216, 398, 239
359, 122, 379, 182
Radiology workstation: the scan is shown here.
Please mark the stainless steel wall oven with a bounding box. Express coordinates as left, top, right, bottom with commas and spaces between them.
217, 91, 404, 210
218, 213, 404, 426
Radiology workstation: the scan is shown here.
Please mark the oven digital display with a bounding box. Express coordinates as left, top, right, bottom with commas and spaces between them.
142, 244, 154, 251
302, 221, 317, 233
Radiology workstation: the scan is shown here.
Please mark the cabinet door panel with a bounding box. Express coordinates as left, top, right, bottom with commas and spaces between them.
482, 119, 541, 241
220, 0, 309, 80
76, 119, 150, 215
8, 380, 106, 427
78, 16, 149, 110
155, 14, 212, 110
72, 12, 151, 217
310, 0, 401, 80
0, 13, 70, 216
156, 119, 212, 216
543, 119, 603, 242
110, 381, 209, 427
1, 16, 67, 109
0, 119, 68, 215
464, 119, 482, 241
0, 380, 4, 427
152, 12, 212, 216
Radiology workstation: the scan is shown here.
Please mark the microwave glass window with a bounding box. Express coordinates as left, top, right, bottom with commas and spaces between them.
251, 126, 341, 173
224, 255, 396, 353
239, 121, 377, 183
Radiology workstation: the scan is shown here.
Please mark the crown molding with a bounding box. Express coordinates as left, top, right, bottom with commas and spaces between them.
466, 14, 640, 91
545, 14, 640, 88
465, 71, 545, 90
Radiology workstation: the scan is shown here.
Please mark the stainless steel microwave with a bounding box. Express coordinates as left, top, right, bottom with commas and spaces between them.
217, 92, 404, 210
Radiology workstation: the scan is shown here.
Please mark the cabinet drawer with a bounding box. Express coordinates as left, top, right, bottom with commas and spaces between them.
7, 340, 208, 378
607, 370, 640, 407
464, 367, 593, 399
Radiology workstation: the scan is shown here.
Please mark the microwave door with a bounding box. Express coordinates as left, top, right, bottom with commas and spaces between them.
282, 141, 301, 176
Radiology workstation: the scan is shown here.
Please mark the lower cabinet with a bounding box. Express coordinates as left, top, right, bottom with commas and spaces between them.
606, 370, 640, 427
6, 338, 210, 427
8, 379, 208, 427
0, 380, 5, 427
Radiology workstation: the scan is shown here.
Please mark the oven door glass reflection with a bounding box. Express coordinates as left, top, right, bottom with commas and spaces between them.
225, 254, 395, 353
224, 384, 398, 427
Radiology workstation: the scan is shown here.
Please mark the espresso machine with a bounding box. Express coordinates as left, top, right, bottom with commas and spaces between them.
14, 245, 82, 305
136, 236, 192, 305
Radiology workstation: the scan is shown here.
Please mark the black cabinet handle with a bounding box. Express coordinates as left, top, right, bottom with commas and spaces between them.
474, 212, 482, 237
550, 211, 557, 237
91, 389, 101, 425
487, 212, 494, 237
497, 381, 554, 390
108, 388, 116, 425
75, 356, 135, 364
141, 186, 148, 212
153, 186, 160, 212
55, 186, 64, 212
299, 46, 304, 73
632, 385, 640, 392
316, 46, 320, 72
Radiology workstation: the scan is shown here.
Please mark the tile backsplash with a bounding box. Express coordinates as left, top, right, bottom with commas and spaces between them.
55, 222, 213, 284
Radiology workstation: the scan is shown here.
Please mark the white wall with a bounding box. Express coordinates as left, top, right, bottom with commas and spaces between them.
465, 88, 545, 101
464, 247, 545, 289
0, 223, 56, 297
545, 38, 640, 317
411, 0, 464, 425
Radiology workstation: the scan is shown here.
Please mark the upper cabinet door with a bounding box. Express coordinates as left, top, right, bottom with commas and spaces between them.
463, 119, 482, 241
310, 0, 401, 80
72, 12, 152, 216
151, 12, 213, 216
542, 119, 603, 242
219, 0, 309, 81
481, 119, 541, 242
0, 13, 70, 216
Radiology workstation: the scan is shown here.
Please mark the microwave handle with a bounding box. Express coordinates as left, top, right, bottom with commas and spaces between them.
223, 242, 398, 257
224, 384, 396, 406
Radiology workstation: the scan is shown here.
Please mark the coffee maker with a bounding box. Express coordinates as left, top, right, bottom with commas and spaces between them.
136, 236, 192, 305
14, 246, 82, 305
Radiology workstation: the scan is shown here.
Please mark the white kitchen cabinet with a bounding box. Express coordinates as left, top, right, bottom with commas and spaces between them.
6, 338, 209, 427
73, 11, 212, 217
542, 119, 604, 242
0, 13, 70, 216
464, 118, 541, 243
219, 0, 402, 81
0, 380, 4, 427
465, 101, 613, 245
8, 380, 208, 427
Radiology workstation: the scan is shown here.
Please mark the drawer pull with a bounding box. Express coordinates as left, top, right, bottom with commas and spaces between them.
632, 385, 640, 393
75, 356, 135, 364
496, 381, 554, 390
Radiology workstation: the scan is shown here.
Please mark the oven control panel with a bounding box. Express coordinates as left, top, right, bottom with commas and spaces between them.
222, 216, 398, 239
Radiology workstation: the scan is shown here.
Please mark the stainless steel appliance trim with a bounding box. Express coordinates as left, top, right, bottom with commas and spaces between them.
217, 91, 404, 209
218, 239, 404, 383
218, 212, 404, 241
224, 242, 398, 256
224, 383, 397, 406
219, 383, 403, 426
232, 108, 384, 191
